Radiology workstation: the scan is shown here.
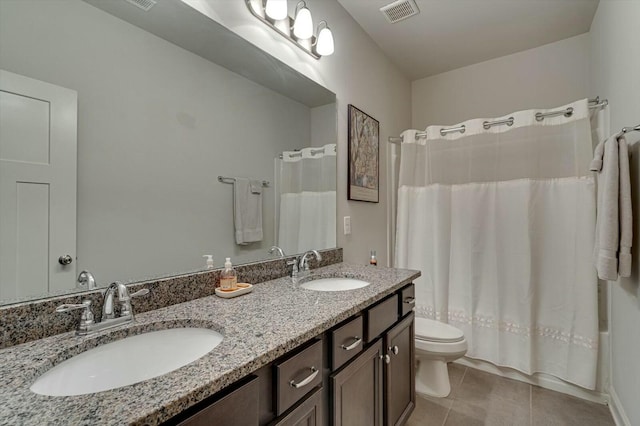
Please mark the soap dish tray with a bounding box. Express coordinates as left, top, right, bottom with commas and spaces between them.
215, 283, 253, 299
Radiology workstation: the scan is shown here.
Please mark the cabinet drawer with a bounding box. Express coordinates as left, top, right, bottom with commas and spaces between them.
365, 294, 399, 342
275, 339, 323, 416
176, 375, 259, 426
270, 387, 323, 426
399, 284, 415, 317
331, 316, 364, 370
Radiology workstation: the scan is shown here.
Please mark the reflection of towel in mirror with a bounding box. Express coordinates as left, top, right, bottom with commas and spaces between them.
233, 178, 263, 245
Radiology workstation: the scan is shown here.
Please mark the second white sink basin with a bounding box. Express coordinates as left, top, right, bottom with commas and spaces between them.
30, 327, 223, 396
300, 277, 370, 292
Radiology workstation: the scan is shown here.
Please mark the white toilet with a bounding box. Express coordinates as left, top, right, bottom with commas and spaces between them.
414, 317, 467, 398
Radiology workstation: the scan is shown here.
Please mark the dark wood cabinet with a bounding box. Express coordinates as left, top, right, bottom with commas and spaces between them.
330, 340, 383, 426
175, 376, 259, 426
271, 387, 323, 426
165, 284, 416, 426
384, 312, 415, 426
275, 339, 324, 416
333, 285, 415, 426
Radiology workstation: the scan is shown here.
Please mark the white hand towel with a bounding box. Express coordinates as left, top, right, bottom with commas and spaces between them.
591, 132, 633, 280
233, 178, 263, 245
618, 135, 632, 277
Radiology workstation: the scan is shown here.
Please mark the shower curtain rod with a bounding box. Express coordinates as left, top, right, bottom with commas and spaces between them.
388, 97, 608, 144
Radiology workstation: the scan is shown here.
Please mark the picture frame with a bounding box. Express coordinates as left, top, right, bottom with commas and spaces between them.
347, 104, 380, 203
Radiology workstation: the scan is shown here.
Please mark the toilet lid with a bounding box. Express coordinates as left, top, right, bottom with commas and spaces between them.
415, 318, 464, 343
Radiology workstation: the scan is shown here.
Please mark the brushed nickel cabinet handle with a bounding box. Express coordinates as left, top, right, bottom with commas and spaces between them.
289, 367, 318, 388
389, 345, 399, 355
404, 297, 415, 305
340, 336, 362, 351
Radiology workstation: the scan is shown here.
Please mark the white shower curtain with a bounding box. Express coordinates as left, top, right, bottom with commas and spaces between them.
395, 99, 599, 389
276, 144, 336, 255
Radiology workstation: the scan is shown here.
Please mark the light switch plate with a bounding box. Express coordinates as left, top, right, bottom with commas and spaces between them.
343, 216, 351, 235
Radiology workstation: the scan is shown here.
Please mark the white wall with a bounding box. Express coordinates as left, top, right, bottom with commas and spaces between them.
411, 34, 591, 128
0, 0, 313, 285
195, 0, 412, 266
590, 1, 640, 424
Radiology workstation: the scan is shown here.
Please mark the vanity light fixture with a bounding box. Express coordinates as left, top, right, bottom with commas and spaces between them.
314, 21, 334, 56
246, 0, 334, 59
292, 1, 313, 40
265, 0, 288, 20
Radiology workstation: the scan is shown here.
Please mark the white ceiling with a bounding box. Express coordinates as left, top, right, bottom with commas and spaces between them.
337, 0, 599, 80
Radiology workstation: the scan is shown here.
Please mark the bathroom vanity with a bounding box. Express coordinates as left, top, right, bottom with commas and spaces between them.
0, 263, 420, 425
170, 284, 416, 426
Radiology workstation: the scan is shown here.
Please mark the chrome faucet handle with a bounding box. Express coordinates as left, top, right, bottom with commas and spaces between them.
55, 300, 95, 333
55, 299, 92, 313
287, 259, 299, 278
129, 288, 150, 298
120, 287, 149, 318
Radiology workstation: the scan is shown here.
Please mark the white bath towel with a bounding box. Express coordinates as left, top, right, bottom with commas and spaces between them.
233, 178, 263, 245
590, 132, 633, 280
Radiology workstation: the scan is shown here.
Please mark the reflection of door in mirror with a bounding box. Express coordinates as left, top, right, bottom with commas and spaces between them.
276, 144, 337, 255
0, 70, 78, 300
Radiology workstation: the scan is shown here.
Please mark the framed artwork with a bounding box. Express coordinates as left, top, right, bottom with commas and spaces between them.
348, 104, 379, 203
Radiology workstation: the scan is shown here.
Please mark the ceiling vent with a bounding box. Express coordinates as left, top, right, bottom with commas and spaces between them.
124, 0, 157, 12
380, 0, 420, 24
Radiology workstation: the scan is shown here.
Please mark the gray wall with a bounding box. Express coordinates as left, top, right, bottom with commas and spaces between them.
590, 1, 640, 424
0, 0, 315, 285
411, 34, 591, 128
201, 0, 413, 266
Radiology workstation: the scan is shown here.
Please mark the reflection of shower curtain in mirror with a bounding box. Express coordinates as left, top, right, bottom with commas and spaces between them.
395, 99, 600, 389
276, 144, 336, 255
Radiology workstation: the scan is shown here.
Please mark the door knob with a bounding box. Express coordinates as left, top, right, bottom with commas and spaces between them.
380, 354, 391, 364
58, 255, 73, 265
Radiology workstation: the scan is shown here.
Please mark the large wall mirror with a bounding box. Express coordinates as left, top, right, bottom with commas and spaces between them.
0, 0, 337, 304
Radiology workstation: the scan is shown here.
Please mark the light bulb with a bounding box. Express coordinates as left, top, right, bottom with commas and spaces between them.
316, 26, 334, 56
293, 6, 313, 40
265, 0, 288, 21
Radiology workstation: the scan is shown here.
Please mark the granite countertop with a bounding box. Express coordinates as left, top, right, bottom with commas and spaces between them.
0, 263, 420, 425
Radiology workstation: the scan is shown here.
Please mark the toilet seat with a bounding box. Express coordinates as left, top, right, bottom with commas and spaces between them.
415, 317, 464, 343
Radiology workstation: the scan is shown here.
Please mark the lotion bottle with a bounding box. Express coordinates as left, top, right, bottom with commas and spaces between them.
369, 250, 377, 266
220, 257, 238, 291
203, 255, 214, 269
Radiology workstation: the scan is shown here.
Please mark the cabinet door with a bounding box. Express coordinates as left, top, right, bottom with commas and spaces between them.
177, 376, 259, 426
331, 339, 383, 426
271, 387, 322, 426
384, 312, 415, 426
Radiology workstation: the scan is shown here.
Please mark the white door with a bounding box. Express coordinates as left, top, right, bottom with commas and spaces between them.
0, 70, 77, 299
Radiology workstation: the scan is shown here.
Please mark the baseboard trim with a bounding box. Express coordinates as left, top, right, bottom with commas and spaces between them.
608, 386, 631, 426
454, 357, 608, 404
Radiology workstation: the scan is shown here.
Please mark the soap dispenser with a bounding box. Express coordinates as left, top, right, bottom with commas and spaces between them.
203, 255, 214, 269
220, 257, 238, 291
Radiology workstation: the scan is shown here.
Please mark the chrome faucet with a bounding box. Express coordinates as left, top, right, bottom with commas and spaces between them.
55, 282, 149, 336
268, 246, 286, 257
77, 270, 98, 290
297, 250, 322, 278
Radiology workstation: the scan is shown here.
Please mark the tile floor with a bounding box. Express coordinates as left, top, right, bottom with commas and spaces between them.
407, 364, 615, 426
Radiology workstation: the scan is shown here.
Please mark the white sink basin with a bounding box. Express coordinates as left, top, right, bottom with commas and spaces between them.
299, 277, 370, 292
30, 328, 223, 396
